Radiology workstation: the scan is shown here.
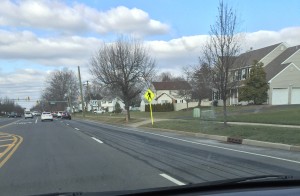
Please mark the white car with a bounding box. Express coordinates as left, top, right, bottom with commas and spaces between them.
94, 109, 105, 114
24, 111, 33, 119
41, 112, 53, 122
57, 111, 64, 118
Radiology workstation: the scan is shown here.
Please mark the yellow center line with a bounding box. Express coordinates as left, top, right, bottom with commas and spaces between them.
0, 135, 23, 169
0, 135, 13, 138
0, 144, 11, 148
0, 139, 14, 142
0, 136, 17, 159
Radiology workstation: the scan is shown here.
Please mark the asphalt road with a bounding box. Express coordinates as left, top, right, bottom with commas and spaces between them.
0, 117, 299, 195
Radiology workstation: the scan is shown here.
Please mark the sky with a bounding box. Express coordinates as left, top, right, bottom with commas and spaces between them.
0, 0, 299, 109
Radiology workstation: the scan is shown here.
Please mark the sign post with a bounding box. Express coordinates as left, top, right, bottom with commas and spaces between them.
144, 89, 155, 125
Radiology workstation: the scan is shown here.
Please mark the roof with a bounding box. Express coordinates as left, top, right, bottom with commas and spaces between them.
155, 92, 175, 101
232, 43, 282, 69
264, 45, 300, 81
152, 81, 192, 91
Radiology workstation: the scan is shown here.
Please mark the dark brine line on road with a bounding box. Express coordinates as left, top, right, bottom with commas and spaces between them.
74, 121, 276, 176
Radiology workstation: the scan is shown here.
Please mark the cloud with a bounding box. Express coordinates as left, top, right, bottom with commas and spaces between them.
0, 0, 169, 36
244, 27, 300, 50
0, 68, 48, 101
0, 29, 102, 66
1, 26, 300, 108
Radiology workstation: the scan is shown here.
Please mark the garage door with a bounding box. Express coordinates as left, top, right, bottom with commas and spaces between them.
272, 88, 288, 105
291, 88, 300, 104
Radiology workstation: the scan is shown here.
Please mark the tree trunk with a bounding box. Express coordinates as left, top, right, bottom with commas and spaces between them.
186, 100, 189, 109
125, 103, 130, 122
222, 99, 228, 126
198, 99, 202, 107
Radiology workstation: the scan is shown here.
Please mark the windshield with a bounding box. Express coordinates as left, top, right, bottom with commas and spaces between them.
0, 0, 299, 195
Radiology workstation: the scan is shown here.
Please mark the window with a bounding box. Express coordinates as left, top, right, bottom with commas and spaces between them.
235, 70, 239, 81
241, 69, 246, 79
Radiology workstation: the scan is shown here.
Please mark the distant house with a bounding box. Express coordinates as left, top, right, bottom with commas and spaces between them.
225, 42, 300, 105
101, 97, 125, 112
152, 81, 192, 104
140, 81, 207, 111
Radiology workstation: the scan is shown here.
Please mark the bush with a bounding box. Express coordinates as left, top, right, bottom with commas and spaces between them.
145, 103, 174, 112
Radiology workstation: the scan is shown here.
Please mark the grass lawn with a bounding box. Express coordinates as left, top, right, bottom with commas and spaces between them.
224, 106, 300, 125
143, 120, 300, 146
73, 113, 144, 124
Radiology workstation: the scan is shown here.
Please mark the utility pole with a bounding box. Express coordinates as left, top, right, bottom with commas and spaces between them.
78, 66, 85, 117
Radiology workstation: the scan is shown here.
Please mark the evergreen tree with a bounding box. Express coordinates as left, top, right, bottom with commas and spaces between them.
239, 61, 269, 104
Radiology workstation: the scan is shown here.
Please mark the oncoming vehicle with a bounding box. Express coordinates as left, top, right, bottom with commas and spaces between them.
24, 111, 33, 119
32, 111, 41, 116
7, 112, 17, 118
41, 112, 53, 122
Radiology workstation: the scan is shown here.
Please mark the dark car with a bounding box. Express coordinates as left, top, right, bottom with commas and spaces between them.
16, 113, 22, 117
8, 112, 17, 118
61, 112, 71, 120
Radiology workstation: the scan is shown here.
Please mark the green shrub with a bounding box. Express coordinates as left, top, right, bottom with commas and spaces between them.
145, 103, 174, 112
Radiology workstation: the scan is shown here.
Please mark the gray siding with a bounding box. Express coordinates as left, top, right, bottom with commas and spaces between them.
269, 63, 300, 104
261, 43, 287, 66
283, 50, 300, 66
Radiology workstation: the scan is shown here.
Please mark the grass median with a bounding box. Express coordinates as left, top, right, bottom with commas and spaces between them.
142, 120, 300, 146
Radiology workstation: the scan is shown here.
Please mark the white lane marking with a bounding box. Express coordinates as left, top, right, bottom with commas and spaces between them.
91, 137, 103, 144
74, 128, 80, 130
83, 121, 300, 165
160, 174, 186, 186
35, 118, 38, 124
66, 124, 69, 126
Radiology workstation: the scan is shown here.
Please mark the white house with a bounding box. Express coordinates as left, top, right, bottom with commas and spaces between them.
140, 81, 206, 111
101, 97, 125, 112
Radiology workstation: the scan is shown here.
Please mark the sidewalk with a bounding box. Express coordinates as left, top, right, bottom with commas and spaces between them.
226, 122, 300, 129
130, 118, 300, 129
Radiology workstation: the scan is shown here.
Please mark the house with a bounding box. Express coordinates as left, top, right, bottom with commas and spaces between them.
227, 42, 300, 105
152, 81, 192, 104
140, 81, 209, 111
100, 97, 125, 112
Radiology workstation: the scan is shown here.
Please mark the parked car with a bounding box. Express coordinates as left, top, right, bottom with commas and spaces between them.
94, 109, 105, 114
41, 112, 53, 122
24, 111, 33, 119
16, 113, 22, 117
61, 112, 71, 120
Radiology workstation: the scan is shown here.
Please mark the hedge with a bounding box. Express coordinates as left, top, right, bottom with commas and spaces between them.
145, 103, 174, 112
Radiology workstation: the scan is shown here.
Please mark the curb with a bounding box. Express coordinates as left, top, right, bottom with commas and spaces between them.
143, 127, 300, 152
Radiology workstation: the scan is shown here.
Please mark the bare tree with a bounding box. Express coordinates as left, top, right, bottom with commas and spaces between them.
89, 36, 156, 122
42, 68, 79, 111
184, 60, 213, 107
204, 0, 242, 125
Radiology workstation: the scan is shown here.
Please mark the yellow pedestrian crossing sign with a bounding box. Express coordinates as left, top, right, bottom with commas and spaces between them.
144, 89, 155, 103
